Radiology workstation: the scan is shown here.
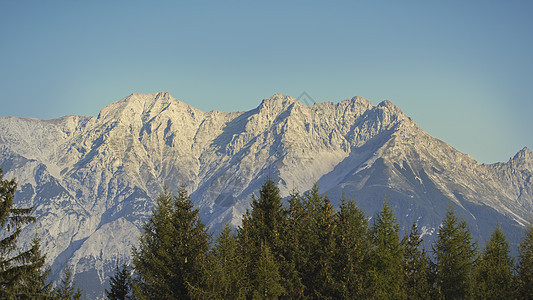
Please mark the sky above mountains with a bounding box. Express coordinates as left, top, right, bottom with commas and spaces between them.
1, 1, 532, 164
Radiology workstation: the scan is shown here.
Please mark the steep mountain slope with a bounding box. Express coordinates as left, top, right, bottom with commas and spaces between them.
0, 92, 531, 297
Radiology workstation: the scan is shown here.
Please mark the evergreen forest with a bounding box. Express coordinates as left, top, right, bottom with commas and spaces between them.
121, 178, 533, 299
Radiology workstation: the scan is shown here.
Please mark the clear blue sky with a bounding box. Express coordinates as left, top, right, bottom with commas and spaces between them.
1, 1, 532, 164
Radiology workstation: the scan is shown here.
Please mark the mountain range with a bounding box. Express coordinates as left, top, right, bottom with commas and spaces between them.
1, 92, 531, 298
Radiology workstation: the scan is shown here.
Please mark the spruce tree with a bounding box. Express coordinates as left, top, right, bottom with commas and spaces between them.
53, 264, 82, 300
333, 197, 369, 299
106, 262, 132, 300
432, 206, 476, 299
247, 177, 285, 246
17, 238, 51, 298
0, 169, 50, 298
516, 220, 533, 299
198, 223, 244, 299
366, 198, 404, 299
402, 223, 430, 300
282, 191, 307, 297
298, 184, 338, 299
132, 187, 209, 299
472, 224, 513, 299
238, 177, 298, 298
251, 242, 285, 300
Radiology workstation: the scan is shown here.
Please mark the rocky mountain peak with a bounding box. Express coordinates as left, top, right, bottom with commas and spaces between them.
349, 96, 373, 108
252, 94, 304, 124
514, 147, 532, 159
259, 94, 298, 109
377, 99, 403, 113
125, 91, 180, 111
511, 147, 533, 170
365, 99, 410, 128
96, 92, 200, 125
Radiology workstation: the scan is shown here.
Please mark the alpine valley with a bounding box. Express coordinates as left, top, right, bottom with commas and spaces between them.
1, 92, 532, 297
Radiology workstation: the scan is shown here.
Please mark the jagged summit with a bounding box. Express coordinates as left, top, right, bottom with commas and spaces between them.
117, 91, 175, 107
130, 91, 172, 99
376, 99, 405, 115
96, 91, 201, 122
265, 93, 295, 101
514, 147, 532, 159
510, 147, 533, 170
259, 94, 299, 109
350, 95, 373, 106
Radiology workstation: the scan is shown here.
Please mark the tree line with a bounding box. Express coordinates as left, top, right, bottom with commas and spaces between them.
111, 178, 533, 299
2, 167, 533, 299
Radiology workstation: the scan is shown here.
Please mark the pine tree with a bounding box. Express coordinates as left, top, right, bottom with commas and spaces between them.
472, 224, 513, 299
132, 187, 209, 299
402, 223, 430, 300
53, 264, 82, 300
0, 169, 50, 298
106, 262, 132, 300
366, 197, 404, 299
516, 220, 533, 299
432, 206, 477, 299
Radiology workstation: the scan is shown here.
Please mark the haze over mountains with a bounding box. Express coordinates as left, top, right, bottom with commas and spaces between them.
0, 92, 531, 297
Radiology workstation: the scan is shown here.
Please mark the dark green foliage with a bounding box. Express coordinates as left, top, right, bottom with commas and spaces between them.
333, 196, 369, 299
53, 264, 82, 300
18, 238, 52, 298
281, 191, 307, 298
126, 179, 533, 299
287, 184, 338, 298
295, 184, 339, 299
106, 262, 132, 300
132, 187, 209, 299
238, 177, 293, 298
197, 223, 245, 299
252, 242, 285, 299
402, 223, 430, 300
472, 224, 513, 299
516, 221, 533, 299
366, 198, 404, 299
0, 169, 50, 298
432, 206, 477, 299
246, 177, 285, 246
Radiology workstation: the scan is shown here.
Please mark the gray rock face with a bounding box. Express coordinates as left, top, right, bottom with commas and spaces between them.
0, 92, 531, 298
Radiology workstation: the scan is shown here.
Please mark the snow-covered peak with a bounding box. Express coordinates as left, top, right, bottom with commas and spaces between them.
96, 92, 201, 123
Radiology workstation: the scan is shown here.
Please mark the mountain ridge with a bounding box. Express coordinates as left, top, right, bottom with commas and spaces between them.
0, 92, 531, 298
